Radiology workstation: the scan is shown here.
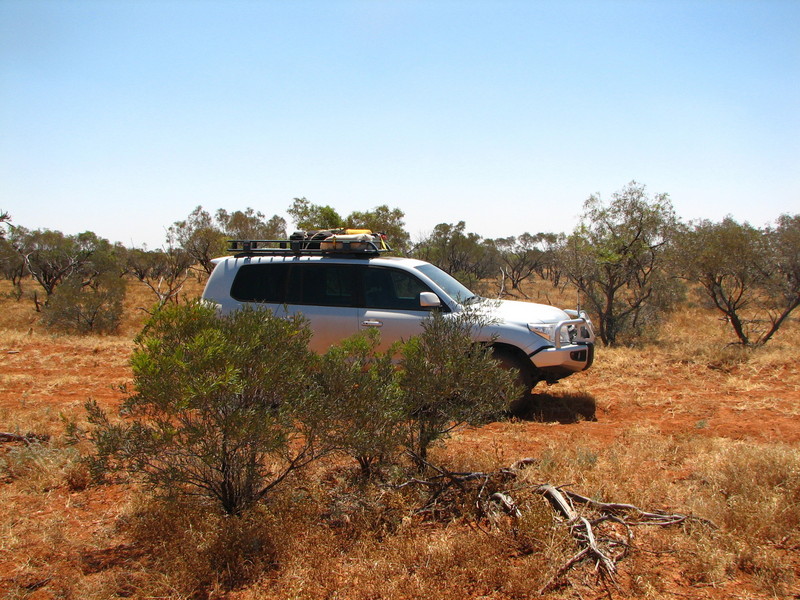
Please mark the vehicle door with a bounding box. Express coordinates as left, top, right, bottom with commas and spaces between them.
357, 265, 440, 352
229, 261, 359, 353
285, 263, 360, 353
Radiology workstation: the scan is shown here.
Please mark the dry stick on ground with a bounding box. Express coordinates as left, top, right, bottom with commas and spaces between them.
0, 431, 49, 444
399, 453, 499, 516
399, 458, 713, 596
536, 484, 618, 593
534, 483, 718, 596
561, 488, 718, 528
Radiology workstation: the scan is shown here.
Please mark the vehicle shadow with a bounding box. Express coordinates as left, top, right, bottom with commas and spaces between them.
510, 391, 598, 424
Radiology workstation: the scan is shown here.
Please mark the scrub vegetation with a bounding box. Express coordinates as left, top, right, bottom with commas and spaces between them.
1, 191, 799, 598
1, 275, 798, 599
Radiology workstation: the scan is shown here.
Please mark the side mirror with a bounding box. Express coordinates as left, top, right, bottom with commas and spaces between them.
419, 292, 441, 308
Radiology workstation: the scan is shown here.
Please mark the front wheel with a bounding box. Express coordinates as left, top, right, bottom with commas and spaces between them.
491, 346, 538, 414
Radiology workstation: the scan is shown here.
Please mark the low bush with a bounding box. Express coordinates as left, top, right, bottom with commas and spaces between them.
42, 273, 125, 334
399, 310, 521, 467
86, 300, 325, 515
315, 330, 405, 476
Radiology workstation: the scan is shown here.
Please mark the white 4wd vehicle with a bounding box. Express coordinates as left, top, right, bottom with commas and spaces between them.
202, 234, 595, 394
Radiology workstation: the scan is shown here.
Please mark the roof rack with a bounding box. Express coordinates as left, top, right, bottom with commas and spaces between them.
227, 231, 392, 257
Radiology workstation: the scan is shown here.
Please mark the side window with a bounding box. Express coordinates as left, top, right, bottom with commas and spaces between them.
287, 264, 356, 307
230, 263, 289, 303
363, 267, 433, 310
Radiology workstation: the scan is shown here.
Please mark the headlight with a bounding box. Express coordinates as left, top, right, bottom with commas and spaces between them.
528, 323, 570, 344
528, 323, 555, 342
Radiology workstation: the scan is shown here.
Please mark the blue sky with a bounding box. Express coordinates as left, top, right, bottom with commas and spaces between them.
1, 0, 798, 248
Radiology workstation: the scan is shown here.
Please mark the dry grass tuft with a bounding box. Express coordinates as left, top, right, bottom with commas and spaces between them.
675, 440, 800, 596
113, 495, 279, 598
0, 439, 82, 494
689, 441, 800, 541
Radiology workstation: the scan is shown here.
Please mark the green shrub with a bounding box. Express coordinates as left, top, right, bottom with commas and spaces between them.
399, 310, 520, 468
87, 301, 326, 515
315, 330, 405, 476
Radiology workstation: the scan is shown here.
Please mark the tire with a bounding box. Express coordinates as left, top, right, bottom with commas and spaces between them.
491, 346, 537, 415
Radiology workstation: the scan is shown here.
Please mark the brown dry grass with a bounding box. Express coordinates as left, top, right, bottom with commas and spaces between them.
1, 274, 799, 599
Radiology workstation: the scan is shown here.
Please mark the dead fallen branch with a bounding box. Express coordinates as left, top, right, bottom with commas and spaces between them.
535, 484, 619, 590
399, 458, 713, 596
0, 431, 49, 445
560, 488, 717, 528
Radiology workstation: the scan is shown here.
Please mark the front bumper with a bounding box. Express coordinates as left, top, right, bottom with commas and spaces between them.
528, 313, 595, 382
531, 341, 594, 374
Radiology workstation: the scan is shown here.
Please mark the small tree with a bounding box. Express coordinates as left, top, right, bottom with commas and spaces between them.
11, 228, 125, 312
87, 302, 325, 515
170, 206, 287, 275
126, 246, 193, 309
42, 270, 125, 334
0, 210, 9, 237
12, 228, 91, 308
398, 310, 520, 469
216, 207, 287, 240
763, 214, 800, 339
557, 182, 679, 345
287, 198, 413, 254
169, 206, 226, 275
76, 233, 128, 283
412, 222, 496, 291
346, 204, 411, 254
489, 232, 556, 295
287, 197, 345, 231
676, 215, 800, 346
0, 236, 26, 300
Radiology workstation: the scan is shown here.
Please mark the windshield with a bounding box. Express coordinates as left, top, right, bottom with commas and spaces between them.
415, 263, 478, 304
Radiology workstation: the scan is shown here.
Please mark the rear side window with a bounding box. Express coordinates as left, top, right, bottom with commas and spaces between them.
231, 263, 357, 306
286, 264, 356, 306
230, 263, 290, 303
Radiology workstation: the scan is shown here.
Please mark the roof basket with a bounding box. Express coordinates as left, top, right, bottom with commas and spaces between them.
227, 230, 392, 256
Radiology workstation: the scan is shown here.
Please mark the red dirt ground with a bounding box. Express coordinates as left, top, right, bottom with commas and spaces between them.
1, 305, 799, 598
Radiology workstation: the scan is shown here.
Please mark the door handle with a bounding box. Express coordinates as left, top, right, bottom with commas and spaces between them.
362, 320, 383, 328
